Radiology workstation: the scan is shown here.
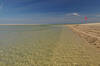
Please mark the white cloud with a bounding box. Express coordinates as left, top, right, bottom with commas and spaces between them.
72, 13, 80, 16
65, 13, 80, 16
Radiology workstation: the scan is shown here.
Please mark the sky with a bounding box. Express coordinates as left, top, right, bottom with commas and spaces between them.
0, 0, 100, 24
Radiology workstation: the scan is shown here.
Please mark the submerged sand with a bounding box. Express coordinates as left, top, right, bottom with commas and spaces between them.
0, 25, 100, 66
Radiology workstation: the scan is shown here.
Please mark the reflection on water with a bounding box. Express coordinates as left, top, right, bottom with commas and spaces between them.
0, 25, 63, 66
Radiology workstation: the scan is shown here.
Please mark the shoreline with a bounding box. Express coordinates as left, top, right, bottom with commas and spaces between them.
0, 22, 100, 25
0, 24, 41, 25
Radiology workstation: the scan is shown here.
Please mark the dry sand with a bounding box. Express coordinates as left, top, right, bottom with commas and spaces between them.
67, 23, 100, 49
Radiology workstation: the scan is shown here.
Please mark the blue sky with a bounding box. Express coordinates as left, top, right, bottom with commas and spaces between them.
0, 0, 100, 24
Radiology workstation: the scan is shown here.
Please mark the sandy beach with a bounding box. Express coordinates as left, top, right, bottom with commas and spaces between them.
67, 23, 100, 49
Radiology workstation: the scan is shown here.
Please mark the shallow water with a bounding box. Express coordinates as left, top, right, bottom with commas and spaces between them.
0, 25, 63, 66
0, 25, 100, 66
